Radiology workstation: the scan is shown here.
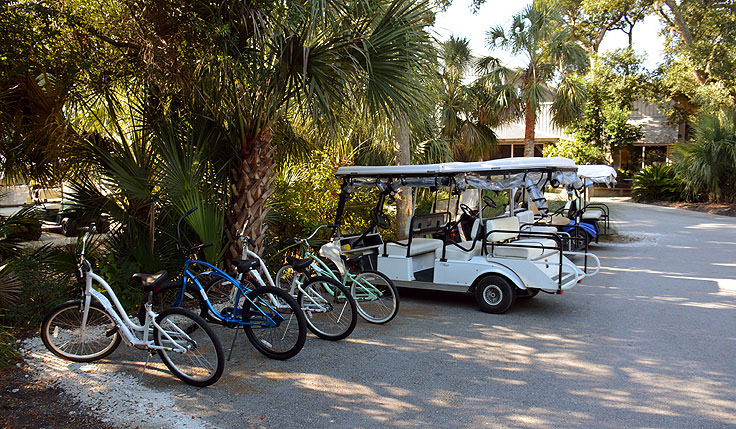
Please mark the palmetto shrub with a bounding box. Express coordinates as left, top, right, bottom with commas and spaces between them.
631, 163, 684, 202
673, 109, 736, 203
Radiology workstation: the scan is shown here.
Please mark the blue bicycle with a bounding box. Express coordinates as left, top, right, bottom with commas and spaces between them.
146, 208, 307, 360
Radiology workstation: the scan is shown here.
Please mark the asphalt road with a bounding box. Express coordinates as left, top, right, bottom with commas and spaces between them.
74, 200, 736, 427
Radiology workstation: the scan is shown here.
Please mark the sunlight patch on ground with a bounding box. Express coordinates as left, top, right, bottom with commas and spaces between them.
685, 223, 736, 231
21, 337, 212, 428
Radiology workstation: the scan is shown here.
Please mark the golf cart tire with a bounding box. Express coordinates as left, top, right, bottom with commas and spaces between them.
61, 218, 77, 237
474, 275, 516, 314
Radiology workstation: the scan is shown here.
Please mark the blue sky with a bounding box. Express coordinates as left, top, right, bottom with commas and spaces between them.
432, 0, 665, 70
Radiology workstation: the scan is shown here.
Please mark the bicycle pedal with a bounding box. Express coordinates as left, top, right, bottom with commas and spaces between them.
105, 327, 118, 337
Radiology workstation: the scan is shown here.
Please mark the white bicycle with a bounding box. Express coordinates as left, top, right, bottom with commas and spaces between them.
40, 223, 225, 387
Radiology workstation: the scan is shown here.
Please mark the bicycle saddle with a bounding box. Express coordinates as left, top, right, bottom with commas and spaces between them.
131, 271, 168, 293
233, 258, 259, 274
286, 257, 311, 272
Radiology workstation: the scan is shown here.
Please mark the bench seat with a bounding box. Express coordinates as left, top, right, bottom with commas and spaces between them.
385, 238, 443, 256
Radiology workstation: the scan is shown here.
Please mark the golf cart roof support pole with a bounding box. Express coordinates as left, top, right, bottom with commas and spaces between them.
333, 179, 350, 236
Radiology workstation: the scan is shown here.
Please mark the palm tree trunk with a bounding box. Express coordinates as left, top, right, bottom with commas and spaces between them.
524, 104, 537, 157
226, 130, 276, 260
393, 116, 412, 240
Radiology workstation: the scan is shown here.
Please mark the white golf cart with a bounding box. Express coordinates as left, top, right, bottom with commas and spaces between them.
575, 164, 617, 235
321, 157, 600, 314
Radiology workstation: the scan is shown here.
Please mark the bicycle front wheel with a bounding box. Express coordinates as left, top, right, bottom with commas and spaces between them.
154, 307, 224, 387
298, 276, 357, 341
243, 286, 307, 360
41, 300, 121, 362
350, 270, 399, 324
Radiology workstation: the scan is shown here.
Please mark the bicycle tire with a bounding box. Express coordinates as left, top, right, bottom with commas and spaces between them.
275, 264, 307, 294
41, 300, 121, 362
298, 276, 357, 341
350, 270, 399, 324
242, 286, 307, 360
138, 280, 200, 325
202, 276, 259, 324
154, 307, 224, 387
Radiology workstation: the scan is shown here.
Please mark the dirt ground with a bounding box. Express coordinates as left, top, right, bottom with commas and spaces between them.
0, 366, 110, 429
648, 201, 736, 217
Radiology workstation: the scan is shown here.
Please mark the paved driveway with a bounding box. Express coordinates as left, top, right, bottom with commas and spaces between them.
28, 200, 736, 427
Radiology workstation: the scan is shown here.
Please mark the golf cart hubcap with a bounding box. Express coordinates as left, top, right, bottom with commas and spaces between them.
483, 285, 502, 305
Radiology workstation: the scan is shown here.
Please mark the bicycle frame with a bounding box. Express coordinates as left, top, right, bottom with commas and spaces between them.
81, 267, 188, 353
178, 258, 283, 327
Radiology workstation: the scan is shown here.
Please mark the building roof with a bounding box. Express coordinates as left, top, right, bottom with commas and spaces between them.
494, 102, 572, 143
629, 100, 679, 145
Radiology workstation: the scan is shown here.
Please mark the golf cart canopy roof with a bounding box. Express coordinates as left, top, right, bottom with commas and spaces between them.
335, 157, 581, 192
577, 165, 617, 186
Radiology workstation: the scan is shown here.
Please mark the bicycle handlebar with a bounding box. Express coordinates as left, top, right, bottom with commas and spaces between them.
294, 224, 337, 247
176, 207, 198, 249
80, 222, 96, 258
307, 224, 336, 240
240, 216, 251, 238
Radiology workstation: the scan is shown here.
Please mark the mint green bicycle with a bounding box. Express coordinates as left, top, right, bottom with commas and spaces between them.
276, 225, 399, 325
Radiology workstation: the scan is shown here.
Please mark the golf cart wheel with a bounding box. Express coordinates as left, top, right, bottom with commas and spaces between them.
61, 218, 78, 237
474, 275, 515, 314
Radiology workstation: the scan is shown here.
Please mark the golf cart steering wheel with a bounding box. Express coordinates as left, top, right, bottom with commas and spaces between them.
460, 203, 475, 217
372, 208, 391, 230
483, 195, 497, 209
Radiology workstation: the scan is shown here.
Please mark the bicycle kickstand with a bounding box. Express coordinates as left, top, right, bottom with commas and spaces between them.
227, 327, 240, 361
140, 350, 153, 380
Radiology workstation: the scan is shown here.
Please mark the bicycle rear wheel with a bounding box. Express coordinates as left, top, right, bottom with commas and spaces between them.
350, 270, 399, 324
138, 280, 201, 324
154, 307, 224, 387
243, 286, 306, 360
275, 264, 307, 294
41, 300, 121, 362
298, 276, 357, 341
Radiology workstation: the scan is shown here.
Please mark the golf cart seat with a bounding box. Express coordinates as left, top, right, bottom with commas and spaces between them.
485, 216, 559, 259
385, 238, 443, 256
516, 209, 558, 234
383, 213, 448, 257
581, 209, 603, 221
436, 219, 483, 261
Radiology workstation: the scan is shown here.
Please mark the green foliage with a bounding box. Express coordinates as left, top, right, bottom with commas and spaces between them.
631, 163, 683, 202
566, 50, 646, 157
654, 0, 736, 119
673, 109, 736, 203
543, 139, 607, 164
0, 326, 21, 368
0, 247, 76, 327
266, 151, 375, 264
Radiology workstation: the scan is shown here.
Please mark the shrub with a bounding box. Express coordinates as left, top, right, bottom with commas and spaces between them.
266, 151, 376, 267
543, 139, 608, 164
0, 326, 21, 368
631, 163, 684, 202
672, 109, 736, 203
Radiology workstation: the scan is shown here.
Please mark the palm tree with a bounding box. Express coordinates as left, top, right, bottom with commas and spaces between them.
483, 1, 588, 157
673, 108, 736, 203
190, 0, 436, 258
436, 36, 498, 161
